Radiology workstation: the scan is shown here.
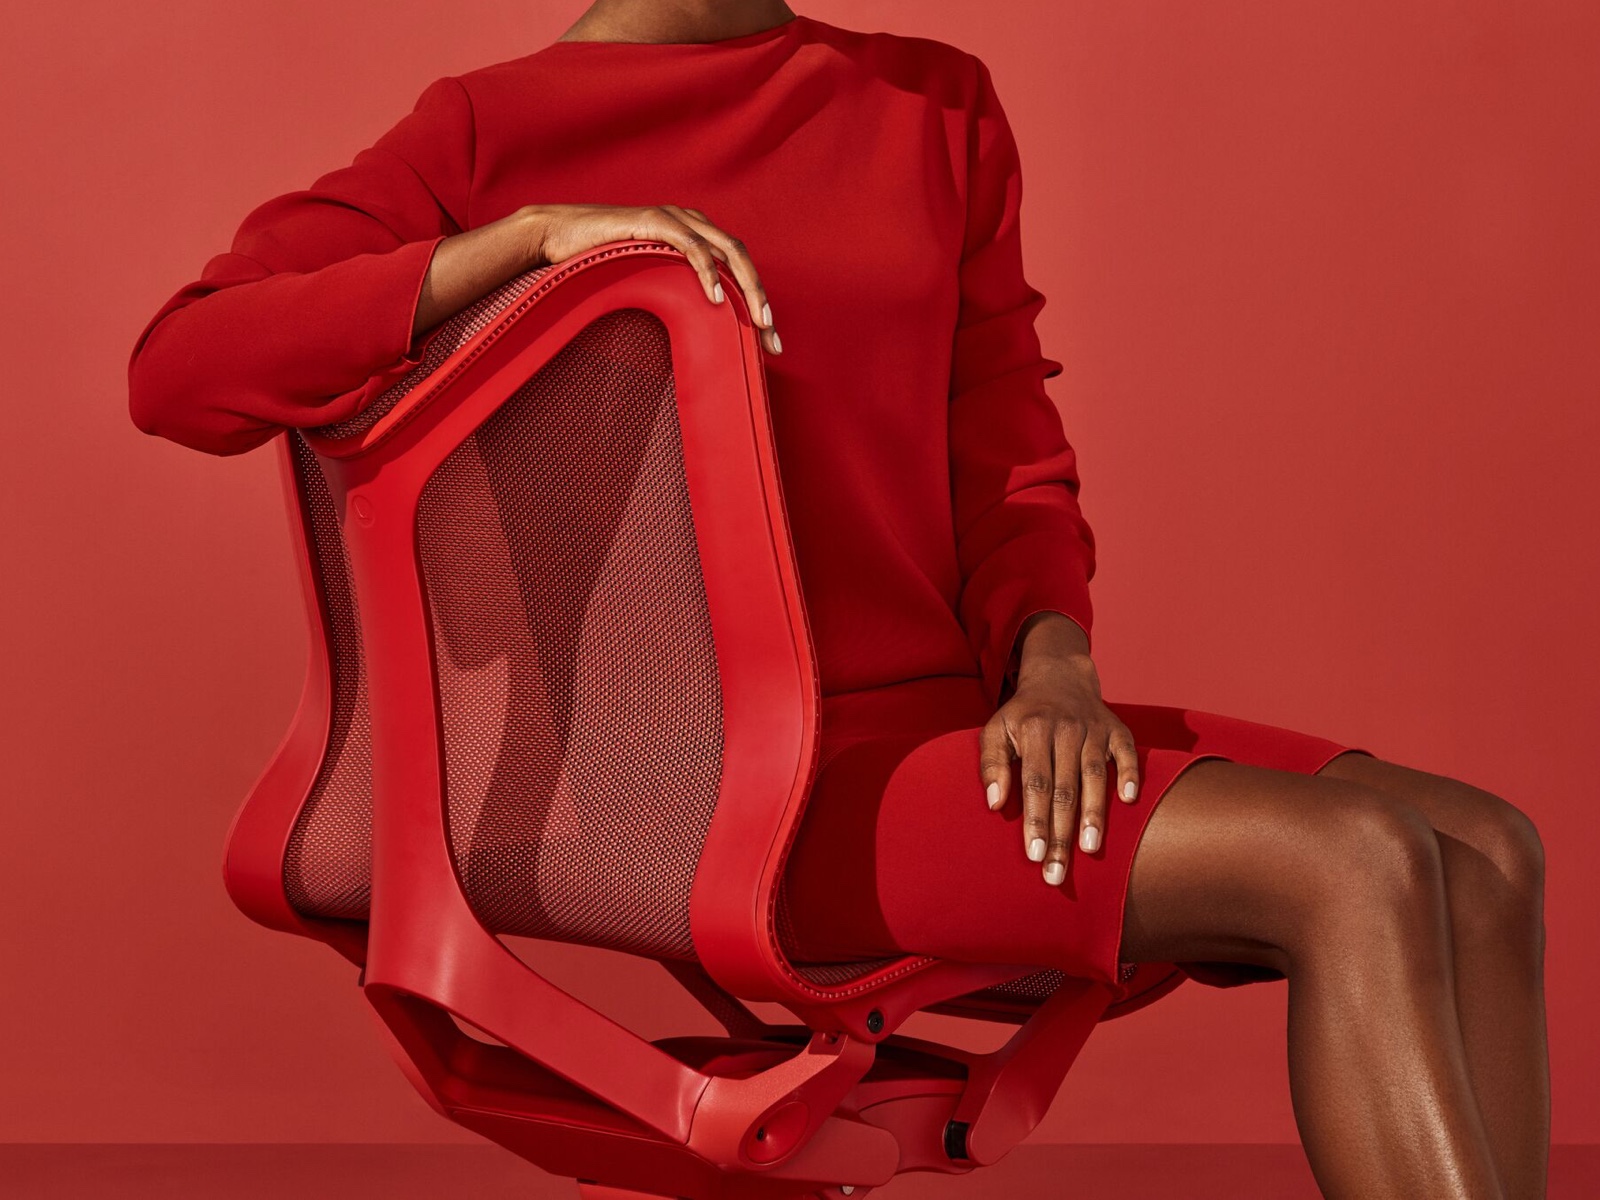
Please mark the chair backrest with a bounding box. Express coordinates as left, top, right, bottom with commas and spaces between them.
281, 299, 724, 962
227, 241, 932, 1001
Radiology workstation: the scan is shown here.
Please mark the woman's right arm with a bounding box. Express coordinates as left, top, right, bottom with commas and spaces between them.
128, 77, 478, 456
129, 74, 778, 457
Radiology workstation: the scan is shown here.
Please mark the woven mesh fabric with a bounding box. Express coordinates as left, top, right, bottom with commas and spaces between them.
415, 308, 726, 961
281, 433, 376, 918
313, 265, 557, 442
980, 969, 1066, 1002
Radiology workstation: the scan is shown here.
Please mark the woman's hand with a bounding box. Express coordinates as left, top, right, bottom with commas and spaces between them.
414, 202, 782, 354
978, 612, 1141, 886
527, 203, 781, 354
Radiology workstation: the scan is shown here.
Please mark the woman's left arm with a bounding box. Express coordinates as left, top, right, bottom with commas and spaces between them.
947, 55, 1140, 886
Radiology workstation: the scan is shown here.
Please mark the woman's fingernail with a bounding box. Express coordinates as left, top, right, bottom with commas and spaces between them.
1121, 780, 1138, 801
986, 782, 1001, 810
1043, 862, 1065, 886
770, 329, 783, 354
1027, 837, 1046, 862
1081, 825, 1101, 853
761, 301, 772, 326
713, 281, 725, 303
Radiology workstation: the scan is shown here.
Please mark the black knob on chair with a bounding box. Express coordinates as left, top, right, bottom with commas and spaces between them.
943, 1119, 971, 1161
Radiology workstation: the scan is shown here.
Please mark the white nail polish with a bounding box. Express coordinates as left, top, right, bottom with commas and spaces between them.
712, 281, 724, 303
1043, 862, 1065, 886
986, 781, 1001, 809
1121, 780, 1137, 801
1027, 837, 1046, 862
1081, 825, 1101, 853
770, 329, 783, 354
761, 301, 772, 326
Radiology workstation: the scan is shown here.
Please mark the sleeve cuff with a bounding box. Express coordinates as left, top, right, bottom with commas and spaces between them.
312, 233, 448, 426
958, 531, 1094, 707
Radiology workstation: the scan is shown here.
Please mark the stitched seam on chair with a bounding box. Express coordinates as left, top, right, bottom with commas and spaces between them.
765, 725, 937, 999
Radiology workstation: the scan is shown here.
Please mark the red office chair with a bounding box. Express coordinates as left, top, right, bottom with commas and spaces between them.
224, 239, 1185, 1198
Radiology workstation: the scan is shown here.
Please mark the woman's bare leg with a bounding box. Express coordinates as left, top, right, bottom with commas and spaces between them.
1315, 753, 1549, 1200
1118, 759, 1505, 1199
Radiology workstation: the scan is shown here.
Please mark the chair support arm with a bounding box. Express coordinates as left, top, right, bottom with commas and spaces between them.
945, 976, 1116, 1164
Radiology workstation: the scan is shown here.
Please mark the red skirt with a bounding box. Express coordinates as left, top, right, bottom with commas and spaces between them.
779, 674, 1373, 1010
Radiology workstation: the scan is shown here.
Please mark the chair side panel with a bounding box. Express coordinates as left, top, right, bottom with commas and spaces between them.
277, 433, 379, 920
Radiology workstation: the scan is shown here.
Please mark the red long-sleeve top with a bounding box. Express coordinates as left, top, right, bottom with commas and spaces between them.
128, 14, 1096, 706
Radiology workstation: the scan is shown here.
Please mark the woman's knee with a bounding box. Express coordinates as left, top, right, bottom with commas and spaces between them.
1466, 787, 1544, 899
1440, 784, 1546, 955
1319, 754, 1545, 938
1298, 782, 1451, 943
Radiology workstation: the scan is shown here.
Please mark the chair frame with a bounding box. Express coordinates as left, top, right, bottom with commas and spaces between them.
222, 240, 1159, 1199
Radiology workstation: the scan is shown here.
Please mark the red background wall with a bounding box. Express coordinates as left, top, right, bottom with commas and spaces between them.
1, 0, 1594, 1147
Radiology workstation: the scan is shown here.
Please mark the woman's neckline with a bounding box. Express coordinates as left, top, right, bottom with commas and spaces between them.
547, 13, 810, 50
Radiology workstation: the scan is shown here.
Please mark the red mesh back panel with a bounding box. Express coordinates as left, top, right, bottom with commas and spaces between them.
281, 433, 376, 919
415, 308, 724, 961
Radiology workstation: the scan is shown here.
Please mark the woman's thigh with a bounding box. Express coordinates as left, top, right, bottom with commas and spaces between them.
780, 689, 1383, 990
782, 677, 1461, 992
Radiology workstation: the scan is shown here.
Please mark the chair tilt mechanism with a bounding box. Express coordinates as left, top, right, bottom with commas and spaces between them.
224, 239, 1175, 1199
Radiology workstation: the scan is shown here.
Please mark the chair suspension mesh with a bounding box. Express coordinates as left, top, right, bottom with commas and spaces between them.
414, 308, 723, 961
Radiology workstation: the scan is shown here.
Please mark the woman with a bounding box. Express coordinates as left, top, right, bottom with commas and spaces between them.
126, 2, 1549, 1196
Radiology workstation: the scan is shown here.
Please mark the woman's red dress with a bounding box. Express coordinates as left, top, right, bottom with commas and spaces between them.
127, 13, 1371, 1008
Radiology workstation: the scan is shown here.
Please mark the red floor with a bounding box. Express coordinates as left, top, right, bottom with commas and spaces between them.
2, 1144, 1594, 1198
